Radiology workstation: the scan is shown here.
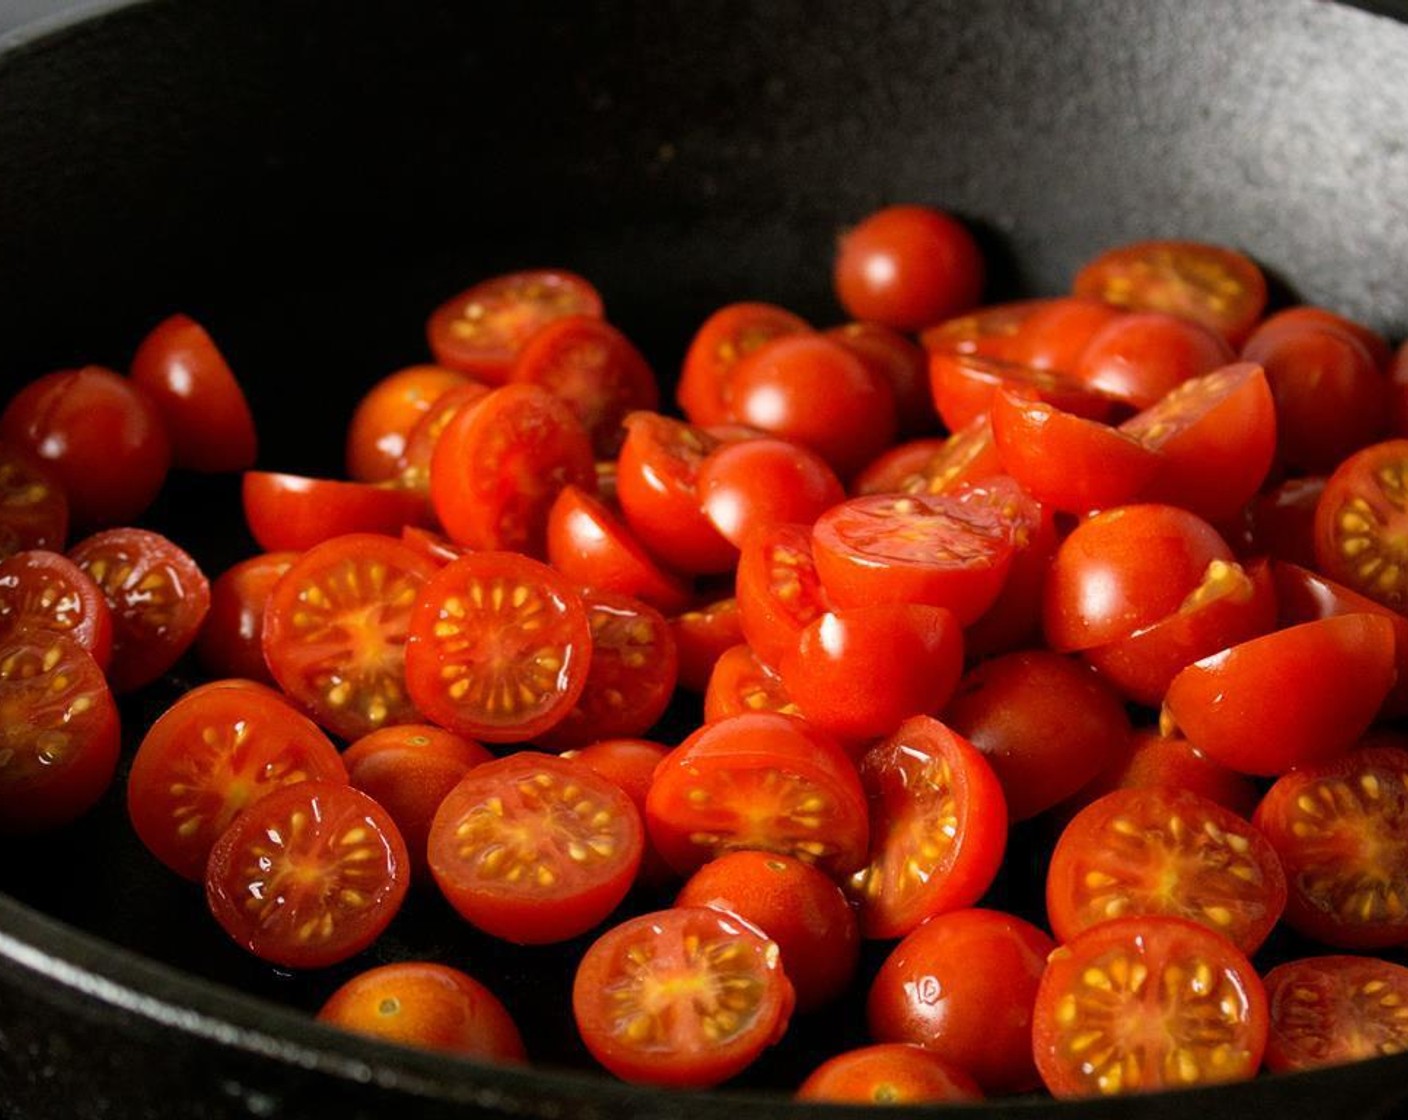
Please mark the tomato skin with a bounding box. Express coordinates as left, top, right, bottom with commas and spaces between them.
1004, 297, 1126, 374
919, 298, 1049, 359
669, 596, 742, 693
345, 364, 470, 483
194, 551, 299, 684
677, 302, 812, 427
1231, 474, 1325, 570
1073, 310, 1235, 409
697, 438, 844, 548
126, 681, 347, 879
1, 366, 170, 528
428, 752, 643, 944
1165, 614, 1396, 776
867, 908, 1054, 1094
676, 849, 859, 1012
1313, 439, 1408, 613
0, 443, 68, 559
394, 381, 495, 493
834, 204, 985, 332
0, 549, 114, 670
796, 1044, 982, 1104
702, 642, 798, 724
564, 738, 674, 887
1254, 306, 1393, 372
572, 906, 794, 1088
825, 321, 938, 437
1031, 916, 1268, 1097
242, 472, 430, 553
317, 961, 525, 1062
735, 522, 830, 670
1263, 955, 1408, 1072
129, 313, 258, 473
0, 631, 119, 834
1066, 728, 1260, 822
928, 351, 1112, 434
1391, 341, 1408, 437
205, 780, 409, 969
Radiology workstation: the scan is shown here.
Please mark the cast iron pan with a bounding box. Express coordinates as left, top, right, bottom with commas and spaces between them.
3, 0, 1408, 1116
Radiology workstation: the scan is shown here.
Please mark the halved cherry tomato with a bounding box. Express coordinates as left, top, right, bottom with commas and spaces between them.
403, 551, 591, 743
1004, 297, 1127, 373
0, 549, 113, 670
1047, 786, 1286, 954
0, 631, 119, 833
427, 752, 642, 943
345, 364, 470, 483
1313, 438, 1408, 612
1031, 916, 1268, 1097
796, 1044, 982, 1104
69, 527, 211, 693
825, 321, 937, 436
262, 533, 437, 741
867, 908, 1053, 1094
205, 780, 409, 969
646, 711, 868, 877
1253, 306, 1392, 372
919, 298, 1047, 359
399, 524, 468, 567
1164, 614, 1396, 776
697, 438, 844, 548
669, 596, 743, 693
847, 716, 1006, 939
129, 313, 258, 473
853, 417, 1003, 498
734, 522, 830, 670
564, 738, 674, 887
317, 961, 525, 1062
1232, 474, 1325, 570
702, 643, 798, 724
0, 442, 68, 559
426, 269, 604, 383
1264, 955, 1408, 1071
1073, 311, 1234, 409
963, 495, 1059, 660
242, 472, 430, 553
126, 681, 346, 879
394, 381, 494, 493
677, 302, 812, 427
928, 351, 1112, 434
194, 551, 299, 684
1253, 746, 1408, 950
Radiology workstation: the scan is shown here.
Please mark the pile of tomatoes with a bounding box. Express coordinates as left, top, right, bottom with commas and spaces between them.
4, 202, 1408, 1104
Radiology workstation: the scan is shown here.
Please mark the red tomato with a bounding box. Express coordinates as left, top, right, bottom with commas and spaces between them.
1164, 614, 1396, 776
676, 849, 859, 1012
1067, 727, 1260, 821
1073, 239, 1268, 346
964, 496, 1060, 660
342, 724, 491, 881
781, 604, 963, 742
669, 595, 742, 693
545, 483, 692, 614
1031, 916, 1268, 1096
1047, 786, 1286, 954
928, 350, 1113, 434
0, 549, 113, 670
1004, 297, 1126, 373
796, 1044, 982, 1104
697, 438, 843, 548
702, 643, 798, 724
344, 364, 470, 483
1119, 362, 1277, 523
262, 533, 437, 741
129, 313, 258, 473
1263, 955, 1408, 1072
1073, 310, 1234, 408
852, 417, 1003, 498
1253, 746, 1408, 950
735, 522, 830, 670
919, 298, 1048, 359
399, 524, 468, 567
317, 961, 525, 1062
0, 442, 68, 559
564, 737, 674, 886
853, 437, 948, 496
426, 269, 604, 383
572, 906, 794, 1088
403, 551, 592, 743
0, 366, 170, 527
848, 716, 1006, 939
1254, 306, 1393, 371
825, 321, 938, 436
508, 315, 658, 457
205, 780, 409, 969
126, 681, 346, 879
1391, 341, 1408, 437
834, 204, 984, 332
194, 551, 299, 684
0, 631, 119, 834
943, 651, 1129, 822
69, 527, 211, 693
645, 711, 868, 877
1313, 439, 1408, 612
677, 301, 812, 427
427, 752, 642, 944
1230, 474, 1325, 570
394, 380, 494, 493
242, 471, 430, 553
867, 908, 1054, 1094
724, 334, 896, 480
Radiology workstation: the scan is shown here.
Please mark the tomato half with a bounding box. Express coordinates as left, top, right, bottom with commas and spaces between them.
670, 595, 742, 693
734, 522, 830, 670
344, 364, 470, 483
0, 549, 113, 670
697, 438, 844, 548
702, 643, 798, 724
1314, 438, 1408, 612
1068, 728, 1259, 822
1004, 296, 1126, 373
853, 417, 1003, 498
394, 380, 494, 492
677, 302, 812, 427
795, 1045, 982, 1104
194, 550, 299, 684
1264, 955, 1408, 1072
1073, 310, 1234, 409
825, 321, 937, 437
928, 351, 1112, 435
242, 471, 431, 554
0, 442, 67, 560
564, 737, 674, 887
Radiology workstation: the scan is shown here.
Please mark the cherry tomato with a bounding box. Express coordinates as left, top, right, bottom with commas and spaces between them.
344, 364, 470, 483
564, 738, 674, 887
194, 551, 299, 684
0, 366, 170, 527
848, 716, 1006, 939
242, 471, 430, 553
697, 438, 843, 548
1264, 955, 1408, 1072
70, 527, 211, 694
701, 643, 798, 724
1073, 310, 1234, 409
963, 496, 1060, 660
572, 906, 794, 1088
1164, 614, 1396, 776
1253, 746, 1408, 950
129, 313, 258, 473
394, 380, 494, 492
834, 204, 984, 332
205, 780, 409, 969
1314, 438, 1408, 612
1253, 306, 1393, 372
677, 301, 811, 427
428, 752, 642, 944
677, 849, 859, 1012
867, 908, 1054, 1094
1031, 916, 1268, 1097
1390, 341, 1408, 437
1068, 727, 1260, 821
0, 631, 119, 834
1073, 239, 1268, 346
342, 724, 492, 881
0, 442, 68, 559
317, 961, 525, 1062
735, 522, 830, 671
0, 549, 113, 669
824, 321, 937, 436
399, 524, 468, 567
430, 383, 595, 556
426, 269, 604, 383
928, 350, 1112, 434
852, 416, 1003, 498
943, 650, 1129, 822
919, 298, 1047, 359
646, 711, 868, 877
1003, 297, 1126, 374
669, 595, 743, 693
404, 551, 591, 743
1232, 474, 1325, 570
795, 1044, 982, 1104
126, 681, 346, 879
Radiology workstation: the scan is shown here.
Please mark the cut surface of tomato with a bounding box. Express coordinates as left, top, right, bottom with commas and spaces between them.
670, 595, 742, 693
735, 522, 830, 670
1264, 955, 1408, 1072
345, 364, 471, 483
0, 442, 68, 559
1314, 438, 1408, 613
0, 549, 113, 670
702, 642, 798, 724
677, 301, 811, 427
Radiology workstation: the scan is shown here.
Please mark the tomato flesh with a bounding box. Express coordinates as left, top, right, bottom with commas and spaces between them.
1264, 955, 1408, 1072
